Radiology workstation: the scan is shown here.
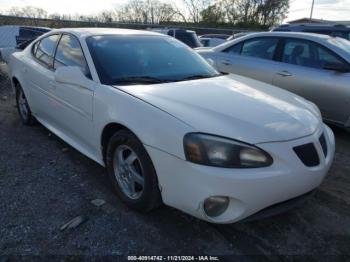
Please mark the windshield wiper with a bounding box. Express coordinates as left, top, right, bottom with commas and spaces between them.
178, 74, 222, 81
112, 76, 168, 85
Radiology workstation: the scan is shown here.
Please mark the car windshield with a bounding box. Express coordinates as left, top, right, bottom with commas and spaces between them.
328, 37, 350, 53
86, 35, 218, 85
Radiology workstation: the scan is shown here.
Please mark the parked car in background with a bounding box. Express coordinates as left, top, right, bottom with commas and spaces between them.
197, 32, 350, 128
9, 28, 334, 223
1, 38, 38, 63
272, 23, 350, 40
199, 34, 231, 40
148, 28, 202, 48
226, 31, 259, 41
199, 37, 226, 47
0, 25, 50, 47
0, 26, 50, 63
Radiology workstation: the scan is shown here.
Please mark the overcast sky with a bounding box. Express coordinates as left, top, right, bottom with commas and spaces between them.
0, 0, 349, 22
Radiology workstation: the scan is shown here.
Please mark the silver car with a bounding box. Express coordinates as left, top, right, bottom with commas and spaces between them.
197, 32, 350, 128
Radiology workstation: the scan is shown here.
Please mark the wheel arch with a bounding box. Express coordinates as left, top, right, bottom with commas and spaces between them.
11, 76, 30, 98
102, 121, 164, 209
12, 76, 20, 93
101, 122, 137, 164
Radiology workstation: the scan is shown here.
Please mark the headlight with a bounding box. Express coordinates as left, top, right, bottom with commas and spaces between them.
184, 133, 273, 168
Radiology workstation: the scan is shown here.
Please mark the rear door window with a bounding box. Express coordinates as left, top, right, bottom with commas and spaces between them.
282, 39, 313, 67
241, 37, 278, 60
33, 34, 60, 68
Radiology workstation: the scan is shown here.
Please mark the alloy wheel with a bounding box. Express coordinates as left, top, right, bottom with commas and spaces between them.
113, 145, 145, 200
18, 90, 29, 120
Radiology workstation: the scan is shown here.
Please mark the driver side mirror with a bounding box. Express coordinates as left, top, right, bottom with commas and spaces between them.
54, 66, 92, 88
323, 62, 350, 73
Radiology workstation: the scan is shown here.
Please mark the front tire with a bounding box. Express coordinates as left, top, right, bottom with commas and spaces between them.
106, 129, 162, 212
15, 84, 35, 125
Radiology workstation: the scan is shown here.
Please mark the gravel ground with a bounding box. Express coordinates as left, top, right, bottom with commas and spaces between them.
1, 63, 350, 258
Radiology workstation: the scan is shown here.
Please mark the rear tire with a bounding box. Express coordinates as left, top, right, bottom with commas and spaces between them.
106, 129, 162, 212
15, 84, 35, 125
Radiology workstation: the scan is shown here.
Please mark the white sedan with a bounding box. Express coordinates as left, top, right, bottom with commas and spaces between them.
9, 28, 335, 223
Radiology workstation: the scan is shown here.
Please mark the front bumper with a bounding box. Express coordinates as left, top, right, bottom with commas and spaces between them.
146, 124, 335, 224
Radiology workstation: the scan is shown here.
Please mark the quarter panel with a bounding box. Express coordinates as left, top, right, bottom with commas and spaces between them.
9, 52, 33, 102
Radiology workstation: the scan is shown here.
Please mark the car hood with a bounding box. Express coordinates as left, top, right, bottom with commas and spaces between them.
115, 74, 322, 144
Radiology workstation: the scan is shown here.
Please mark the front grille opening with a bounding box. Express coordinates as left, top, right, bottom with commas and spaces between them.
319, 134, 328, 157
293, 143, 320, 167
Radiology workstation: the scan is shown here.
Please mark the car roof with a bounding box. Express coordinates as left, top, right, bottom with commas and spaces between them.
50, 28, 163, 38
218, 32, 332, 47
246, 31, 331, 39
210, 31, 350, 62
213, 31, 332, 52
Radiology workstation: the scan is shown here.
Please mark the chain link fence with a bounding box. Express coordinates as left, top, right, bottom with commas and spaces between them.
0, 15, 249, 35
0, 62, 11, 104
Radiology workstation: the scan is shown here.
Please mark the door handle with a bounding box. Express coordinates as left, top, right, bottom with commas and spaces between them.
277, 71, 292, 77
222, 60, 232, 66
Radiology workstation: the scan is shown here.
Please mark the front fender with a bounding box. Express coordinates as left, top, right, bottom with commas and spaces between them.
93, 85, 195, 163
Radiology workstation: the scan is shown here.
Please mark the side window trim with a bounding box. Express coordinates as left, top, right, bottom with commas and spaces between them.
53, 33, 92, 79
32, 39, 40, 56
31, 33, 61, 70
52, 34, 63, 69
240, 36, 280, 61
273, 38, 285, 61
278, 37, 350, 69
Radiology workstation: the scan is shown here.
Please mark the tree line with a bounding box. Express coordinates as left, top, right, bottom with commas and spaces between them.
5, 0, 289, 29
